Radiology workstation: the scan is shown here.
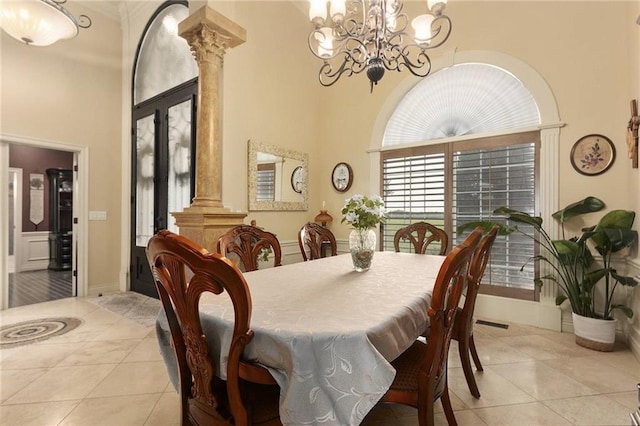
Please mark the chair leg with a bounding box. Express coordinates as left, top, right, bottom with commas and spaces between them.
469, 334, 483, 372
441, 380, 458, 426
458, 336, 481, 399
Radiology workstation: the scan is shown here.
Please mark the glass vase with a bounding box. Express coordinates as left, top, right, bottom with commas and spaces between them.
349, 228, 376, 272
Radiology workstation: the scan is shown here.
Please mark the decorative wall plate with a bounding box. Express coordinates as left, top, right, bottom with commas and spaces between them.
570, 134, 615, 176
332, 162, 353, 192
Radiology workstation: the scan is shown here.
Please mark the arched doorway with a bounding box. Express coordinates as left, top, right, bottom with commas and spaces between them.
129, 1, 198, 297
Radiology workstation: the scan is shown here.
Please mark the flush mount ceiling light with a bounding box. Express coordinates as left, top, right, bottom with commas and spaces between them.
307, 0, 451, 92
0, 0, 91, 47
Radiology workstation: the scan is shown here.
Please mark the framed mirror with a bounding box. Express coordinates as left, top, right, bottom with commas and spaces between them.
248, 140, 308, 211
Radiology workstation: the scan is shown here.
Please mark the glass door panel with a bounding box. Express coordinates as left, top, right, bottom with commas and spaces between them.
135, 114, 156, 247
167, 100, 192, 234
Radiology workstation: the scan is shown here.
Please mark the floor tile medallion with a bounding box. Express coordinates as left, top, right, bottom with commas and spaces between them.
0, 317, 83, 348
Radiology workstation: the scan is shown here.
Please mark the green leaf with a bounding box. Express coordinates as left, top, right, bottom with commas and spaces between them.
611, 304, 634, 318
456, 221, 514, 236
597, 210, 635, 229
555, 295, 567, 306
551, 196, 605, 223
611, 270, 639, 287
494, 207, 543, 229
581, 268, 608, 293
534, 278, 544, 287
598, 228, 638, 253
590, 210, 637, 250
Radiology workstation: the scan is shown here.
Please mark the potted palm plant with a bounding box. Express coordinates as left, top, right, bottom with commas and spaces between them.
460, 196, 638, 351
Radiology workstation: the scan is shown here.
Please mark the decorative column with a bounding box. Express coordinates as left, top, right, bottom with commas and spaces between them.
171, 6, 247, 251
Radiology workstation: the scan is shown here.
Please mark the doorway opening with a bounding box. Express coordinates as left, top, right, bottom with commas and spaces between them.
4, 143, 81, 309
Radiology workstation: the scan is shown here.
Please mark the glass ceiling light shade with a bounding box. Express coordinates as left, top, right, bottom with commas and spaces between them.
0, 0, 91, 47
308, 0, 451, 92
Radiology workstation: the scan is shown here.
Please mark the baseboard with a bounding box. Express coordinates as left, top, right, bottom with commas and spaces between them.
474, 294, 563, 331
86, 282, 120, 298
628, 324, 640, 362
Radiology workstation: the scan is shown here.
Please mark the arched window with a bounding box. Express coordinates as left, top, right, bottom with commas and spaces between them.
381, 63, 540, 300
133, 2, 197, 104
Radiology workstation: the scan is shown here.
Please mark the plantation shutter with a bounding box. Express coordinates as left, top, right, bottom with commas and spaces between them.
257, 163, 275, 201
381, 147, 446, 253
451, 136, 537, 292
381, 131, 539, 300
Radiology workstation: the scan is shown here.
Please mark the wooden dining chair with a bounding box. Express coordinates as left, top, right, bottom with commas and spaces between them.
393, 222, 448, 255
297, 222, 337, 261
217, 225, 282, 272
380, 227, 482, 426
147, 230, 281, 426
453, 224, 499, 399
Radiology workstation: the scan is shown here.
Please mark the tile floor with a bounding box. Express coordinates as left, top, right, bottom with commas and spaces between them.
1, 297, 639, 425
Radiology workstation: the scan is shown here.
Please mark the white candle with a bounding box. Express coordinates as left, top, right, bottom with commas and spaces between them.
322, 201, 326, 210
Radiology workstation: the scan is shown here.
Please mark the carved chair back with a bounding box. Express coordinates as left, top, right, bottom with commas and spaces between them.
217, 225, 282, 272
453, 224, 499, 398
381, 227, 481, 425
393, 222, 448, 255
297, 222, 338, 261
423, 228, 481, 400
147, 230, 279, 426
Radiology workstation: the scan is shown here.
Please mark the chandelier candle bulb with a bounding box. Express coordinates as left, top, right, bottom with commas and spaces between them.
412, 14, 434, 43
316, 27, 334, 57
309, 0, 327, 25
330, 0, 346, 21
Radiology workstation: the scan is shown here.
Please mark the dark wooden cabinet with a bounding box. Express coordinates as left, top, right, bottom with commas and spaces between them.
47, 168, 73, 271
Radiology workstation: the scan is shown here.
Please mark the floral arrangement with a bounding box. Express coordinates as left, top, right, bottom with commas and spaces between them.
341, 194, 387, 230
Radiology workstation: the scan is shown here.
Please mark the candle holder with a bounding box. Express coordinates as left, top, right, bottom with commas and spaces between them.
314, 210, 333, 227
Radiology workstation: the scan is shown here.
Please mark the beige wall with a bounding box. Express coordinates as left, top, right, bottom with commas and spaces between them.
626, 0, 640, 352
0, 2, 123, 294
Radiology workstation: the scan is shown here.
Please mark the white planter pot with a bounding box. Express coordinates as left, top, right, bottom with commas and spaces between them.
571, 312, 617, 352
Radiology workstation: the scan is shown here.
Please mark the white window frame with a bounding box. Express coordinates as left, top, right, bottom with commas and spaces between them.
368, 50, 564, 331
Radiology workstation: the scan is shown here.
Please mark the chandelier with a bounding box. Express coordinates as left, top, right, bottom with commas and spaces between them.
308, 0, 451, 92
0, 0, 91, 47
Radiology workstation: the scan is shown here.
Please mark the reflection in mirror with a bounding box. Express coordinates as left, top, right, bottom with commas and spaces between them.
248, 140, 308, 211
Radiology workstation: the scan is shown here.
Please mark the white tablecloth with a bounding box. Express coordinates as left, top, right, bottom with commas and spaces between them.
157, 251, 444, 425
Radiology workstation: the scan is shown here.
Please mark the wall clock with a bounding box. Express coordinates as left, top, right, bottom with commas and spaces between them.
291, 165, 304, 194
570, 134, 616, 176
331, 162, 353, 192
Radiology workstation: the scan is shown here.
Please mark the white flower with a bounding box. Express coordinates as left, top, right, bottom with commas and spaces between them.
341, 194, 386, 230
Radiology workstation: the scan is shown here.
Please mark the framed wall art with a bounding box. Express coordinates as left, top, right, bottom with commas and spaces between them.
570, 134, 616, 176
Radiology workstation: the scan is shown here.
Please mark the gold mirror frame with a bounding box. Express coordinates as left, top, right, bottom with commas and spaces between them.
248, 140, 308, 211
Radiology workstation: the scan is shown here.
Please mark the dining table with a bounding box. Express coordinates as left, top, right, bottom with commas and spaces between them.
155, 251, 446, 426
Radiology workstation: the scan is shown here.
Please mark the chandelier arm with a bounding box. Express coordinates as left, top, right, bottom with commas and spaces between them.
419, 15, 453, 50
78, 15, 92, 29
397, 50, 433, 77
308, 30, 370, 66
318, 58, 363, 87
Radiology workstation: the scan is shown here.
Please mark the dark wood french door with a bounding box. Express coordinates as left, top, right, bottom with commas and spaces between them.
130, 79, 197, 297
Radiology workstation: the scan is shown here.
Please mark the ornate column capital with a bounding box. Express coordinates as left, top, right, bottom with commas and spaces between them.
178, 5, 246, 57
181, 24, 230, 64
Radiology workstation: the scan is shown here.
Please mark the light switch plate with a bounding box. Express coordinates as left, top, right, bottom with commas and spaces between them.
89, 211, 107, 221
